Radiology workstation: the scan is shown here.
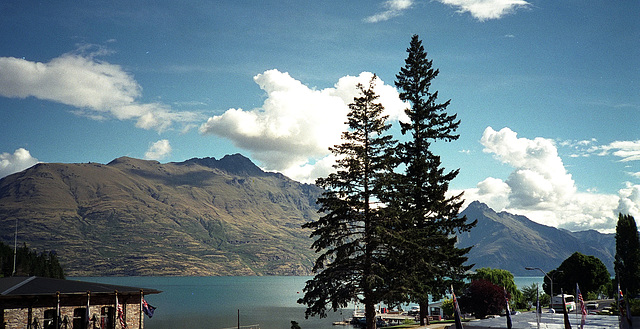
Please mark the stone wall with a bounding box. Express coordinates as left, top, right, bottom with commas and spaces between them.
2, 303, 143, 329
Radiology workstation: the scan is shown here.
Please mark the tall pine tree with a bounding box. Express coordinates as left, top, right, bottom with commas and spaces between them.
387, 34, 475, 325
614, 213, 640, 296
298, 75, 397, 329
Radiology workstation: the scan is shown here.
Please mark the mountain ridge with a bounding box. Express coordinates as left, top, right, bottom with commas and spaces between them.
459, 201, 615, 276
0, 154, 323, 276
0, 156, 616, 277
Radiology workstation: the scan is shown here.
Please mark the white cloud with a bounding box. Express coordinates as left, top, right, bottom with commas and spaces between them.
436, 0, 530, 21
481, 127, 576, 209
144, 139, 172, 160
616, 183, 640, 220
0, 48, 200, 132
0, 148, 39, 178
200, 69, 408, 183
462, 177, 511, 211
596, 140, 640, 162
365, 0, 414, 23
464, 126, 633, 233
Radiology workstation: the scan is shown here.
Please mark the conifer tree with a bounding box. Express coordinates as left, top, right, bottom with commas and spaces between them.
614, 213, 640, 296
387, 34, 475, 325
298, 75, 397, 329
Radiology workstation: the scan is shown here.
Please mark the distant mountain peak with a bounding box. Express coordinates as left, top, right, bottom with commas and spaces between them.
179, 154, 267, 177
107, 156, 160, 167
466, 200, 492, 211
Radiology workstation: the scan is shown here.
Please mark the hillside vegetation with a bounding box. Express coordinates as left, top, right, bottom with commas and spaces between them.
459, 201, 615, 276
0, 155, 616, 277
0, 154, 322, 276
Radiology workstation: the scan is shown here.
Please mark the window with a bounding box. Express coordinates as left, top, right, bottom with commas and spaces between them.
100, 307, 114, 329
43, 309, 56, 329
73, 308, 87, 329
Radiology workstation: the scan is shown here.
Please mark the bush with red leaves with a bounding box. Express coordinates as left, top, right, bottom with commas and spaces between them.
459, 279, 506, 319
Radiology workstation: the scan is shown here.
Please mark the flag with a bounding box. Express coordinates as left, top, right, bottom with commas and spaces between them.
451, 285, 464, 329
562, 292, 572, 329
504, 288, 512, 329
142, 299, 156, 318
576, 283, 586, 329
116, 294, 128, 329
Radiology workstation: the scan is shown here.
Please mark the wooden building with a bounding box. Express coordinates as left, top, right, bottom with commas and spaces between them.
0, 277, 160, 329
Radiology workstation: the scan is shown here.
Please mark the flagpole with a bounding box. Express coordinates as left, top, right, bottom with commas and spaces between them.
56, 291, 61, 329
451, 285, 463, 329
536, 284, 540, 329
115, 290, 119, 329
12, 218, 17, 276
140, 290, 143, 329
86, 291, 91, 329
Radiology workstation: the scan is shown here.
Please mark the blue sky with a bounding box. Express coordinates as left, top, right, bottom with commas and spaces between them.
1, 0, 638, 232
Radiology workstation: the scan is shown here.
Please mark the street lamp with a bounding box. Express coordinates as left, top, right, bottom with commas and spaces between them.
525, 267, 554, 310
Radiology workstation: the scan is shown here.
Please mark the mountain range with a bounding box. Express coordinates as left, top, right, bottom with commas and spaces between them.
458, 201, 615, 276
0, 154, 323, 276
0, 154, 615, 276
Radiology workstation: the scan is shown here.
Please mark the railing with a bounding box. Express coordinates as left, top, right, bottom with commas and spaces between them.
220, 325, 260, 329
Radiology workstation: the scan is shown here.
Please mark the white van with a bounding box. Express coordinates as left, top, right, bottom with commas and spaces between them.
551, 294, 576, 312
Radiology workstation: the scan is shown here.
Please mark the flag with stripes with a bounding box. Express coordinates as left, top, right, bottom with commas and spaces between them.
116, 295, 128, 329
576, 283, 586, 329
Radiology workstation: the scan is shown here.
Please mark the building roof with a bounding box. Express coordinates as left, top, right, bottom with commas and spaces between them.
1, 276, 161, 297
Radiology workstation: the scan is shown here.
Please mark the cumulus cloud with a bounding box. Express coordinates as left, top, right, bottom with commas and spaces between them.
0, 48, 200, 131
617, 183, 640, 220
200, 69, 408, 183
144, 139, 172, 160
462, 177, 511, 211
481, 127, 576, 208
463, 127, 634, 233
365, 0, 414, 23
0, 148, 39, 178
436, 0, 530, 21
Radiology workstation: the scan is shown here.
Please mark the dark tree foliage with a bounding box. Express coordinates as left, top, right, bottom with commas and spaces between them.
297, 76, 397, 329
383, 34, 475, 324
543, 252, 609, 298
471, 268, 522, 305
459, 279, 505, 319
614, 213, 640, 296
0, 241, 65, 279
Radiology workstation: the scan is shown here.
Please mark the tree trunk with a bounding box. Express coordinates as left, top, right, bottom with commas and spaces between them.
419, 300, 430, 326
365, 302, 377, 329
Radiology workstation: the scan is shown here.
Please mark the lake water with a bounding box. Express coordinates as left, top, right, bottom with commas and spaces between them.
73, 276, 544, 329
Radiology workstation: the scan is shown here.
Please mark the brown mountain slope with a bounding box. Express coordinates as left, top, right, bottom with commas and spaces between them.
0, 154, 323, 276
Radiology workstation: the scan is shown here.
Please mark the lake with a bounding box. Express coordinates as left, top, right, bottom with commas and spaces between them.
73, 276, 544, 329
